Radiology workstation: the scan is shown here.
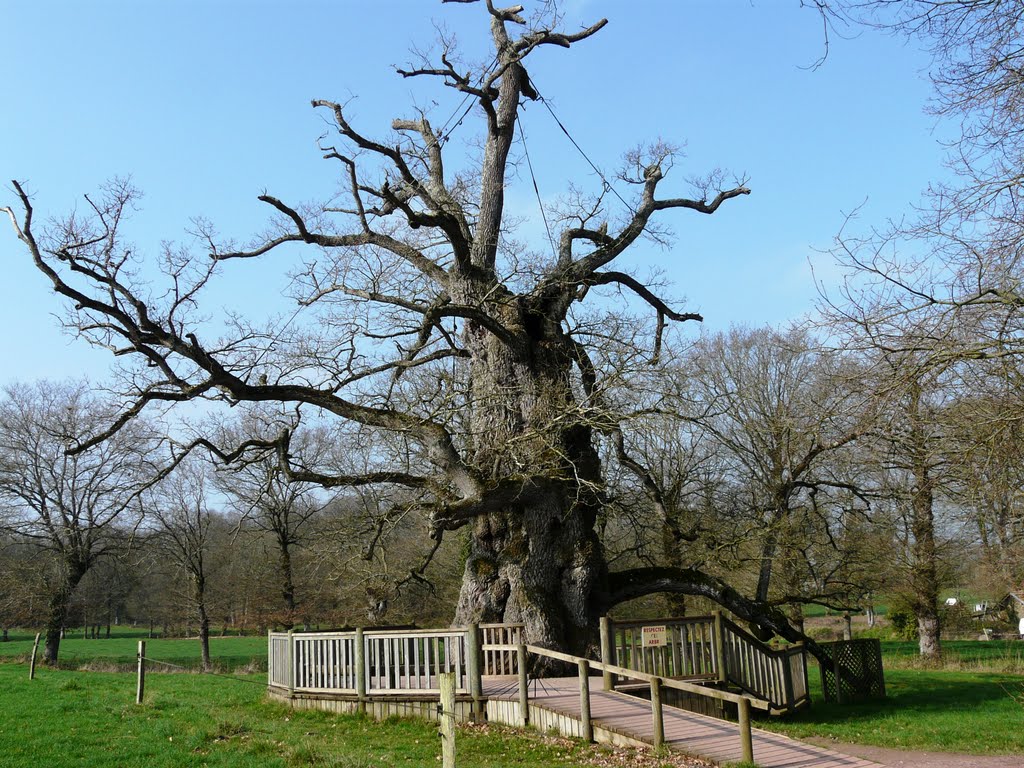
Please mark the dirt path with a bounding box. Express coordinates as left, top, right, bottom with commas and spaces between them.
808, 739, 1023, 768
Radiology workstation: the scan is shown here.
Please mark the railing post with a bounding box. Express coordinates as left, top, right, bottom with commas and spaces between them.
650, 676, 664, 748
800, 642, 810, 702
355, 627, 367, 713
783, 645, 796, 708
517, 643, 530, 725
712, 610, 727, 684
738, 696, 754, 764
599, 616, 615, 692
466, 623, 483, 720
266, 630, 272, 686
578, 659, 593, 742
286, 630, 295, 697
136, 640, 146, 704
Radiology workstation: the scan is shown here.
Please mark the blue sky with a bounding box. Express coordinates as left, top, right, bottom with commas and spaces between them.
1, 0, 948, 386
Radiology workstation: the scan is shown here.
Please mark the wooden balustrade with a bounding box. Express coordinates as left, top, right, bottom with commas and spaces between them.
602, 614, 810, 714
719, 617, 809, 712
480, 622, 523, 675
267, 615, 809, 718
268, 627, 478, 695
268, 631, 291, 688
608, 616, 719, 680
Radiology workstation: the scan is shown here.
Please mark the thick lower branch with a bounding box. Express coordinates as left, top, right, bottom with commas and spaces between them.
601, 565, 829, 664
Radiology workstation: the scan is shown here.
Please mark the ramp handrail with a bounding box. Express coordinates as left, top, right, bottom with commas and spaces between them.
719, 616, 809, 712
602, 614, 809, 714
508, 641, 761, 762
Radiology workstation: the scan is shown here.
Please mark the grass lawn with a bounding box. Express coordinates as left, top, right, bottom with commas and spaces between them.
0, 629, 266, 671
0, 663, 693, 768
6, 627, 1024, 758
763, 661, 1024, 754
881, 639, 1024, 671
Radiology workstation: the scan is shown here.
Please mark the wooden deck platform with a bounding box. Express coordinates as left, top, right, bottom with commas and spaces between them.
483, 676, 881, 768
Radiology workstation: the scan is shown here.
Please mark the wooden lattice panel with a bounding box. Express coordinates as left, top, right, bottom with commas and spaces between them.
818, 639, 886, 703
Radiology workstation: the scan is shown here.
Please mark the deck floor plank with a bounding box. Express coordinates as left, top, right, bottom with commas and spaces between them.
484, 676, 880, 768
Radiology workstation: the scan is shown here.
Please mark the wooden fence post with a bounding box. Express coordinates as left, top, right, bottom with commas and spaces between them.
599, 616, 615, 692
517, 643, 529, 726
842, 612, 852, 641
439, 671, 456, 768
28, 633, 41, 680
136, 640, 146, 704
466, 623, 483, 719
650, 676, 664, 748
355, 627, 367, 713
577, 659, 593, 742
712, 610, 727, 684
738, 696, 754, 764
266, 630, 272, 686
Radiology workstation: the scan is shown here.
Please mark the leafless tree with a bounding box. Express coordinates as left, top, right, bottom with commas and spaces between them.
0, 381, 161, 663
0, 535, 47, 640
943, 369, 1024, 596
147, 456, 218, 670
821, 240, 963, 658
211, 410, 329, 626
2, 3, 858, 655
674, 329, 887, 627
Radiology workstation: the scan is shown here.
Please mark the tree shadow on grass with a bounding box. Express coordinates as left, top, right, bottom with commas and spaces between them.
781, 670, 1023, 726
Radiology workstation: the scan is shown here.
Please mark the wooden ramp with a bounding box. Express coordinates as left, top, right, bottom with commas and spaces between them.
484, 676, 881, 768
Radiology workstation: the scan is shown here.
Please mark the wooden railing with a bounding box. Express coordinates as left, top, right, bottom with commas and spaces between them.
492, 641, 764, 763
481, 622, 523, 675
269, 626, 481, 696
269, 632, 290, 688
364, 628, 468, 692
607, 616, 718, 680
719, 617, 809, 712
601, 613, 809, 714
270, 615, 808, 718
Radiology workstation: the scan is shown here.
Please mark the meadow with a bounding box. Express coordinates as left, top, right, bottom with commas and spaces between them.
1, 628, 1022, 763
0, 628, 266, 671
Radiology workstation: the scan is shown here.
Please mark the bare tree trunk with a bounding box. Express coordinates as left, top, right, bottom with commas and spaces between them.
193, 575, 212, 672
911, 488, 941, 658
277, 534, 296, 626
43, 563, 87, 664
908, 386, 941, 660
661, 521, 688, 617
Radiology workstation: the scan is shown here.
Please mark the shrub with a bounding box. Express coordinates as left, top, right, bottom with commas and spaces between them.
887, 602, 919, 641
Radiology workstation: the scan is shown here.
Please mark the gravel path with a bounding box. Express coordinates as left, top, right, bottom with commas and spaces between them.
808, 739, 1023, 768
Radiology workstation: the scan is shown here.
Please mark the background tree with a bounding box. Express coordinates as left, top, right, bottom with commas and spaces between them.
148, 456, 218, 669
212, 411, 329, 627
0, 381, 160, 663
0, 534, 47, 640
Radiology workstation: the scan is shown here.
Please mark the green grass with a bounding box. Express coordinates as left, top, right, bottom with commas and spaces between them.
6, 627, 1023, 758
881, 639, 1024, 671
763, 659, 1024, 754
0, 663, 682, 768
0, 629, 267, 671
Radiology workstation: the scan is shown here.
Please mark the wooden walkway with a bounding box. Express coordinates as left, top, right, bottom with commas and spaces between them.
483, 676, 881, 768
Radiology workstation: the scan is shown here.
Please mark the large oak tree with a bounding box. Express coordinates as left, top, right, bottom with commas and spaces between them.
3, 3, 821, 654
